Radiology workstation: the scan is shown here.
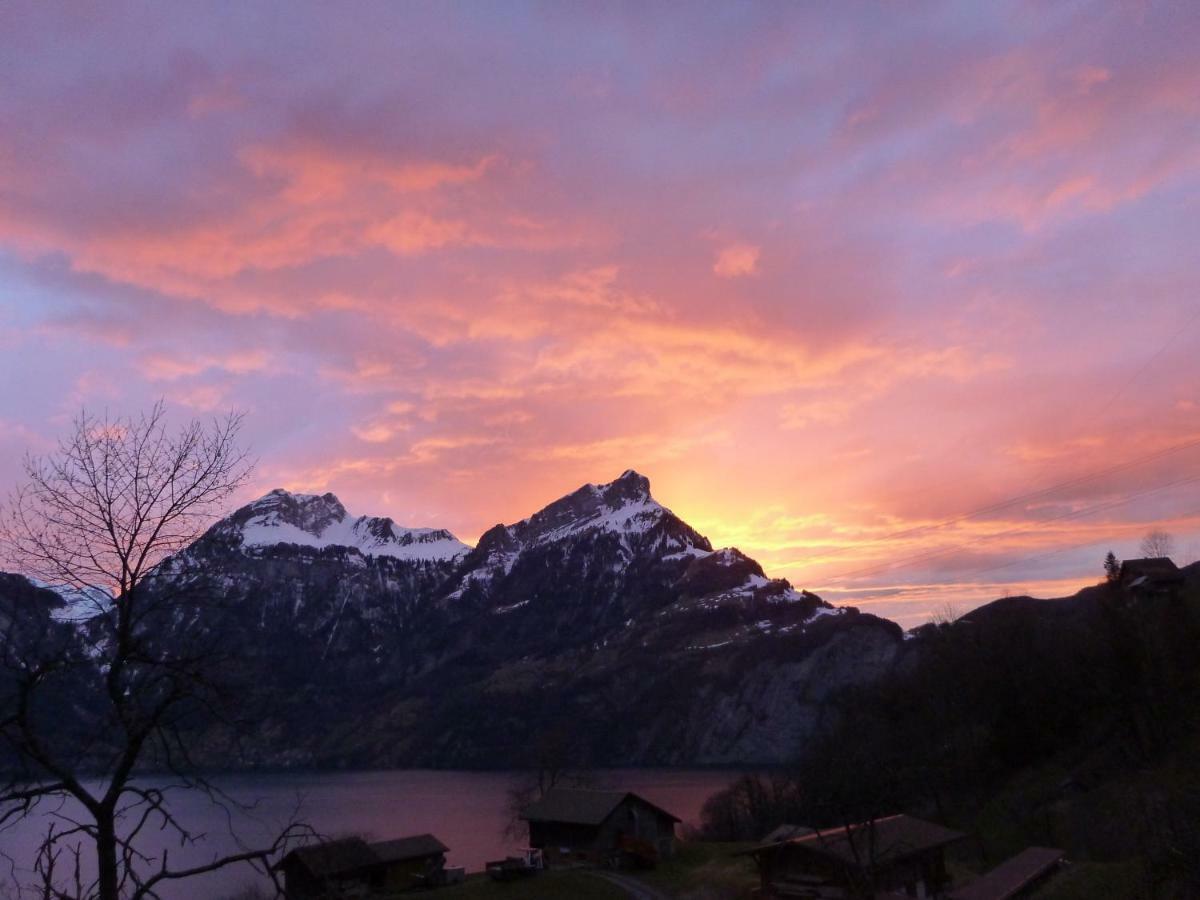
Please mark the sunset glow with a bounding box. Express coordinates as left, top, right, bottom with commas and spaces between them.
3, 3, 1200, 625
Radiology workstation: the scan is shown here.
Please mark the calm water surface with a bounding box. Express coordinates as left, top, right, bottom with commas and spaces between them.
0, 769, 740, 898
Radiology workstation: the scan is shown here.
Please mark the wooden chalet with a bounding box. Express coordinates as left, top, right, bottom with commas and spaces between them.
276, 834, 449, 898
949, 847, 1065, 900
1119, 557, 1184, 600
744, 814, 965, 899
520, 788, 680, 867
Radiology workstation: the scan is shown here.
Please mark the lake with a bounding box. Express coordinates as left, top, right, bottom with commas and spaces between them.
0, 769, 741, 898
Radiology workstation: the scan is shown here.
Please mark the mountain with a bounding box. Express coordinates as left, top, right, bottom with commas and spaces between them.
207, 488, 470, 562
3, 471, 905, 770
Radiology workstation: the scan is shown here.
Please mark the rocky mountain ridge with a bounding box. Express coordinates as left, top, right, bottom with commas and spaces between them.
207, 487, 471, 562
5, 470, 906, 769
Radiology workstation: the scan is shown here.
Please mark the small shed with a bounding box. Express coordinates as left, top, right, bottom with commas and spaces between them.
1119, 557, 1184, 599
520, 788, 680, 867
276, 833, 449, 898
745, 813, 965, 899
370, 834, 451, 891
950, 847, 1065, 900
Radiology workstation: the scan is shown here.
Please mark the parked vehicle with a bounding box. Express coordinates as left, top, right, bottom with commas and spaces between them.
485, 848, 545, 881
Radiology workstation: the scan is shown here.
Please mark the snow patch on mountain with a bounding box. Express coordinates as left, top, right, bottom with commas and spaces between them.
229, 489, 470, 562
29, 578, 112, 622
532, 497, 666, 544
511, 470, 696, 547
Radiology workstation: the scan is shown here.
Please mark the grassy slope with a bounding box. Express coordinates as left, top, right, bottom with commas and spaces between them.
937, 734, 1200, 899
437, 869, 626, 899
624, 841, 759, 898
1032, 861, 1145, 900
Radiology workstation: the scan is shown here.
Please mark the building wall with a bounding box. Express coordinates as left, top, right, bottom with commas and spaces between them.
598, 798, 677, 859
528, 798, 677, 865
529, 821, 605, 864
279, 860, 323, 900
381, 854, 446, 890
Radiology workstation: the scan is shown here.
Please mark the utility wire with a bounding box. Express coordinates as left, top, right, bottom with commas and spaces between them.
805, 305, 1200, 568
801, 433, 1200, 566
817, 470, 1200, 586
955, 497, 1200, 582
1094, 303, 1200, 420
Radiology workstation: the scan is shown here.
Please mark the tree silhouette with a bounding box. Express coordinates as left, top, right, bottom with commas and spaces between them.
1104, 551, 1121, 584
1140, 529, 1175, 559
0, 404, 310, 900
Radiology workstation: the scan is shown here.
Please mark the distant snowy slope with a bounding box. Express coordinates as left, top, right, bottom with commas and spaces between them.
25, 578, 112, 623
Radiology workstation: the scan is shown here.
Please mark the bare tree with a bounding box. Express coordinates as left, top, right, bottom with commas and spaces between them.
929, 602, 960, 627
0, 404, 309, 900
502, 726, 593, 842
1140, 529, 1175, 559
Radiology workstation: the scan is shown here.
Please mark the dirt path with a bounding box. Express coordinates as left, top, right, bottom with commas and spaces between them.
589, 870, 670, 900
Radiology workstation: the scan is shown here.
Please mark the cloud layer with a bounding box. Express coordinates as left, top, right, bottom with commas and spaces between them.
2, 2, 1200, 625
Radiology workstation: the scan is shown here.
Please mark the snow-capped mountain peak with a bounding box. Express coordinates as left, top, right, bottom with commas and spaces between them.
512, 469, 675, 545
215, 489, 470, 562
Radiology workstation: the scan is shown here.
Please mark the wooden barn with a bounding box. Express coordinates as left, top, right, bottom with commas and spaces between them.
520, 788, 680, 867
275, 833, 449, 897
744, 814, 964, 899
1119, 557, 1184, 600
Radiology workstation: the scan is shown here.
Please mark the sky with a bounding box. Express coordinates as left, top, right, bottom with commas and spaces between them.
2, 1, 1199, 626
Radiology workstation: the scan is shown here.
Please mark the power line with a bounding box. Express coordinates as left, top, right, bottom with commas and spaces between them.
1094, 303, 1200, 420
954, 498, 1200, 582
817, 469, 1200, 587
802, 304, 1200, 569
802, 433, 1200, 566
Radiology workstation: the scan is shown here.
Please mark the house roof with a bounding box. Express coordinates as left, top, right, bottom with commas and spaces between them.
282, 838, 379, 878
748, 814, 965, 868
369, 834, 449, 863
762, 823, 815, 844
950, 847, 1065, 900
1120, 557, 1183, 583
280, 833, 448, 877
520, 788, 681, 826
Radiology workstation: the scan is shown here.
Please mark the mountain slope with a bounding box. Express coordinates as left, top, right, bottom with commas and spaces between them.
207, 488, 470, 561
4, 471, 905, 769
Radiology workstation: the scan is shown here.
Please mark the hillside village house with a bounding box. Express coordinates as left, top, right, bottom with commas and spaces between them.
1119, 556, 1184, 601
520, 788, 680, 867
275, 834, 449, 897
744, 814, 964, 899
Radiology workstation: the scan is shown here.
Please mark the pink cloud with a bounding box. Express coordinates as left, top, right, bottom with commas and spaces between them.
2, 2, 1199, 624
713, 242, 760, 278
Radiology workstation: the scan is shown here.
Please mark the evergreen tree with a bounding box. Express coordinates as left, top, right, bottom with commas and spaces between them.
1105, 550, 1121, 584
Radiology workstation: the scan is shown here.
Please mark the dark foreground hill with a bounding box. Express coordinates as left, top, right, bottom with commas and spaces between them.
696, 562, 1200, 897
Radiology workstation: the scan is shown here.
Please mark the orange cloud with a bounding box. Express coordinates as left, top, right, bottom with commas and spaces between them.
139, 349, 272, 381
713, 242, 760, 278
239, 143, 495, 203
4, 2, 1200, 629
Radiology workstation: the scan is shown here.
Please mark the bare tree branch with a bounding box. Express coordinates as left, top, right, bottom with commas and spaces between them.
0, 405, 302, 900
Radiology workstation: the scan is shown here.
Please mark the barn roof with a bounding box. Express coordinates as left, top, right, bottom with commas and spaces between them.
1120, 557, 1183, 583
282, 837, 378, 878
369, 834, 449, 863
279, 833, 449, 877
748, 814, 964, 868
950, 846, 1065, 900
762, 823, 814, 844
520, 788, 681, 826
